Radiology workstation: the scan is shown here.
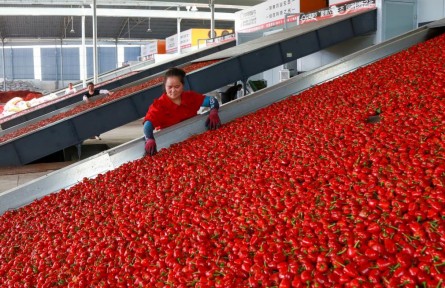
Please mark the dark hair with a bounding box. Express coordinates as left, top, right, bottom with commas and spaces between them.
164, 67, 186, 86
87, 82, 94, 87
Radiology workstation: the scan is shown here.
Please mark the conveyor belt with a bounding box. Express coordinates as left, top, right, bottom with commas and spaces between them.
0, 70, 167, 139
0, 9, 377, 166
427, 18, 445, 28
0, 40, 235, 130
195, 9, 377, 62
1, 16, 445, 215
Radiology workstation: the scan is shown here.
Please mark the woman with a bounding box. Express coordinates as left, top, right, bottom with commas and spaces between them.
143, 67, 221, 155
82, 82, 114, 103
65, 83, 77, 95
82, 82, 114, 140
222, 83, 243, 104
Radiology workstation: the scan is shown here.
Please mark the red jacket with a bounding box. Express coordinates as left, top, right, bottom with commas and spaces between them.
144, 91, 205, 129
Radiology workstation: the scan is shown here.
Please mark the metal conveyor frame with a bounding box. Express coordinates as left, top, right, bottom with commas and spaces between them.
0, 41, 236, 130
0, 9, 378, 166
1, 17, 444, 215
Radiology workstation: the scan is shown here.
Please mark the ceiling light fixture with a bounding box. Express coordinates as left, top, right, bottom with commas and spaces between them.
70, 16, 75, 33
147, 17, 152, 32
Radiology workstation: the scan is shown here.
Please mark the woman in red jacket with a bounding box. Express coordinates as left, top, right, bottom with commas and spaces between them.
143, 67, 221, 155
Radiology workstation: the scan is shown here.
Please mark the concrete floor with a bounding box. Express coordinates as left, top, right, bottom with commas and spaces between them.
0, 119, 143, 193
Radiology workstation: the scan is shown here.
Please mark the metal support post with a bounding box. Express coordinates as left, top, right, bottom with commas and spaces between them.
60, 38, 64, 88
1, 38, 6, 91
81, 12, 86, 87
210, 0, 215, 38
76, 143, 82, 160
92, 0, 98, 84
242, 78, 248, 97
177, 6, 181, 55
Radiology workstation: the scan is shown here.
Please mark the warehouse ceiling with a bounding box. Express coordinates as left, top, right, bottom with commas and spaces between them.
0, 0, 266, 42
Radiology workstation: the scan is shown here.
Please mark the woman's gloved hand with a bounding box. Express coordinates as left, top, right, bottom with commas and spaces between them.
205, 109, 221, 130
145, 138, 157, 156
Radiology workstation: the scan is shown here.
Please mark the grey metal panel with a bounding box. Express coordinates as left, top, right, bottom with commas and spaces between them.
237, 31, 264, 45
1, 22, 443, 214
0, 50, 2, 79
71, 97, 140, 139
63, 47, 80, 80
352, 9, 377, 35
239, 44, 283, 76
383, 1, 417, 41
124, 47, 141, 62
87, 47, 93, 78
427, 18, 445, 28
12, 119, 79, 164
99, 47, 117, 74
0, 142, 22, 166
318, 18, 355, 49
41, 48, 59, 81
0, 49, 2, 77
0, 47, 13, 79
12, 48, 34, 79
279, 32, 320, 62
130, 84, 164, 116
186, 58, 243, 92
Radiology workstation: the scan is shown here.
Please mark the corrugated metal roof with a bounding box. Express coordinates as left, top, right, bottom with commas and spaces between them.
0, 0, 266, 41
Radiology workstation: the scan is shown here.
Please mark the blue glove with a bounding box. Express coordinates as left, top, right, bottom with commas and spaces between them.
145, 138, 157, 156
205, 109, 221, 130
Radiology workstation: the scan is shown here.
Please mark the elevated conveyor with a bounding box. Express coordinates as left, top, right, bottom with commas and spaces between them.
0, 69, 168, 139
1, 16, 445, 215
0, 9, 377, 166
0, 40, 236, 130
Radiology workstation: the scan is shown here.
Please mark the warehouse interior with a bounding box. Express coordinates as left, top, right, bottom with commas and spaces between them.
1, 0, 445, 286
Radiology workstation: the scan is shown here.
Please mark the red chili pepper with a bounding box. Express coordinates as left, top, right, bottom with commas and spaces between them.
1, 31, 445, 288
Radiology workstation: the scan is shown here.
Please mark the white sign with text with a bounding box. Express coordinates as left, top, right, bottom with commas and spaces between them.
166, 29, 193, 53
235, 0, 300, 33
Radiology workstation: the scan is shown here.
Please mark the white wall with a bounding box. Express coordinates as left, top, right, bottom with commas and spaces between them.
332, 0, 443, 26
329, 0, 349, 5
262, 65, 285, 86
33, 47, 42, 81
418, 0, 445, 23
117, 47, 125, 68
297, 34, 376, 72
249, 33, 376, 87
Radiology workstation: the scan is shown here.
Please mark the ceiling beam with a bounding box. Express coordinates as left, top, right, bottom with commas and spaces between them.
115, 17, 143, 39
0, 7, 236, 21
0, 1, 251, 10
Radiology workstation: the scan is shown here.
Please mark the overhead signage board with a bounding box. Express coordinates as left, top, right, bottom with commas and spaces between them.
299, 0, 376, 24
166, 29, 193, 54
235, 0, 375, 32
235, 0, 300, 33
166, 29, 233, 53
